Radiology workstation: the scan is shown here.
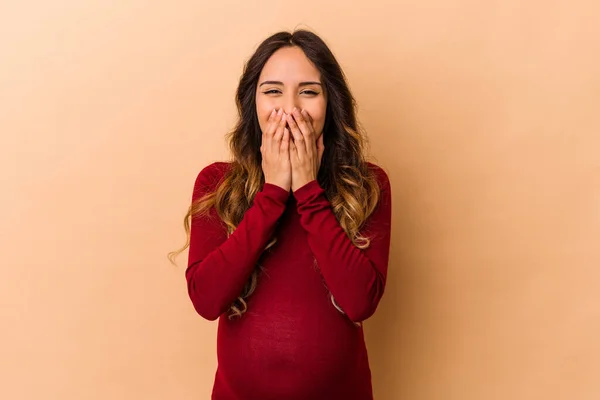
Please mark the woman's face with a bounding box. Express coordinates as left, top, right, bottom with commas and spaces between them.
255, 46, 327, 138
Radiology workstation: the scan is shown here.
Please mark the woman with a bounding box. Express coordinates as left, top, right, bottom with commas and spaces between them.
170, 29, 392, 400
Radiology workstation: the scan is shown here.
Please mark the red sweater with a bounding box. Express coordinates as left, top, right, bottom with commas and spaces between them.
185, 161, 392, 400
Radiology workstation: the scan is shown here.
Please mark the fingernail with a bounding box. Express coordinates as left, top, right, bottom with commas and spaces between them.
277, 109, 283, 115
271, 109, 277, 116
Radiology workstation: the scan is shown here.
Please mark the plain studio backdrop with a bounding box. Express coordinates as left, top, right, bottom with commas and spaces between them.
1, 1, 599, 399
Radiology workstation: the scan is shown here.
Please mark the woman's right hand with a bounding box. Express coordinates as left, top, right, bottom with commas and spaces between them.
261, 108, 291, 192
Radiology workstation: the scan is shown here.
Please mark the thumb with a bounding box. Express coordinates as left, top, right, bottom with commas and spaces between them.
290, 140, 297, 165
317, 133, 325, 167
317, 134, 325, 163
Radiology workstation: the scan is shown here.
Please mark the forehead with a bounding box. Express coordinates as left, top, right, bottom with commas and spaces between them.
259, 46, 321, 81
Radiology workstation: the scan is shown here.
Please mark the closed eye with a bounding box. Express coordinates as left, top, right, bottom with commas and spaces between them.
262, 89, 320, 96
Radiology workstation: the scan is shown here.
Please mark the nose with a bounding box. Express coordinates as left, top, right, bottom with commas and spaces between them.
281, 93, 298, 115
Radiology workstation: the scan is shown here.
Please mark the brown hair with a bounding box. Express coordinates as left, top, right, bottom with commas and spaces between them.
169, 29, 380, 319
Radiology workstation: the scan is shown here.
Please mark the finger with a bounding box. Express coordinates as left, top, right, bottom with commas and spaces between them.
285, 113, 306, 154
266, 108, 284, 136
265, 109, 279, 133
301, 109, 316, 132
262, 109, 281, 153
280, 127, 290, 154
301, 110, 321, 158
273, 111, 287, 143
289, 139, 298, 165
301, 108, 314, 122
295, 109, 316, 158
293, 108, 315, 143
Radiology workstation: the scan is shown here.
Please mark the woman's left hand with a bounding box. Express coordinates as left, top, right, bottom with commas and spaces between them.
286, 108, 325, 192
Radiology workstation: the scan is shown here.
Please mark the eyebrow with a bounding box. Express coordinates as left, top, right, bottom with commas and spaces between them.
259, 80, 322, 87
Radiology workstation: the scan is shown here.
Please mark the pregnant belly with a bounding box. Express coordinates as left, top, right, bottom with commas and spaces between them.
214, 298, 364, 399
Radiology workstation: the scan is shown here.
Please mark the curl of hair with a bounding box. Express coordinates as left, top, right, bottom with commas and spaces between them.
169, 29, 381, 321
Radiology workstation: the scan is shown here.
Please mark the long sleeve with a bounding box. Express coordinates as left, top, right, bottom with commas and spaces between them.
185, 162, 290, 321
292, 164, 392, 322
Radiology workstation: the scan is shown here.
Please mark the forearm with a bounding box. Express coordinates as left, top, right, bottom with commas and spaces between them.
186, 183, 289, 320
294, 179, 392, 322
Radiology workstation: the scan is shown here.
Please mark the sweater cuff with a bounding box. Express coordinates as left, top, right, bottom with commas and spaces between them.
261, 183, 291, 204
292, 180, 324, 204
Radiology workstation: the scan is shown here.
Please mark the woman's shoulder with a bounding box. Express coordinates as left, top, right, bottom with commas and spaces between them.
192, 161, 234, 199
198, 161, 233, 178
365, 161, 391, 191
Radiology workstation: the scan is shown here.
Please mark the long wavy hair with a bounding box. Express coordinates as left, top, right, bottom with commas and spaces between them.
169, 29, 381, 320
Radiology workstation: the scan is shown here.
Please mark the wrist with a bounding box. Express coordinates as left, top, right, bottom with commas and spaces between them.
262, 182, 291, 201
292, 178, 317, 193
292, 179, 323, 205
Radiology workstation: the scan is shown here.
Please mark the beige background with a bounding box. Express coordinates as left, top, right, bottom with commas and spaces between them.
1, 1, 599, 399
